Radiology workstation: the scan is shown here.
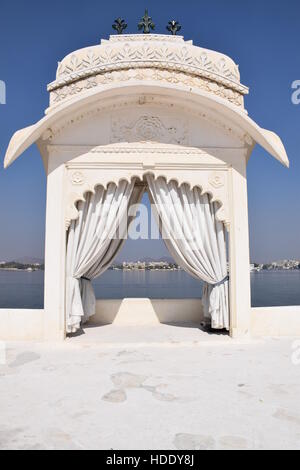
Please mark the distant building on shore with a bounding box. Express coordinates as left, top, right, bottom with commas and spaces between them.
112, 261, 182, 271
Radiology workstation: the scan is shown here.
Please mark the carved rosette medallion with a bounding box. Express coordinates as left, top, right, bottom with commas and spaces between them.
71, 171, 85, 185
209, 172, 225, 189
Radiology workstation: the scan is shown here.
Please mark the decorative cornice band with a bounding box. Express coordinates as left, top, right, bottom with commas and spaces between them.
49, 68, 245, 109
49, 61, 247, 95
47, 144, 246, 156
106, 34, 187, 43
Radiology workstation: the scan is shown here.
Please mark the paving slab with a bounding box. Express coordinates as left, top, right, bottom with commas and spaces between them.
0, 325, 299, 450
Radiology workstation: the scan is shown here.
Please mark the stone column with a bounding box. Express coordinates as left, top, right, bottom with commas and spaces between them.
44, 158, 66, 341
228, 156, 251, 338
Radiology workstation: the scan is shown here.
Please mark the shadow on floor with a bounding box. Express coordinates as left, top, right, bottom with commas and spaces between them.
67, 322, 229, 338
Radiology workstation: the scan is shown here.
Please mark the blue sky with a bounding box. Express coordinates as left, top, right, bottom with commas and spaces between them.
0, 0, 299, 263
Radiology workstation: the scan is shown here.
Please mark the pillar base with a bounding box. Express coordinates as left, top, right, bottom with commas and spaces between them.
230, 327, 251, 339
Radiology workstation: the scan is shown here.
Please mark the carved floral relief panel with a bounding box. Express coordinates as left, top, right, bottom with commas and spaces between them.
111, 114, 189, 145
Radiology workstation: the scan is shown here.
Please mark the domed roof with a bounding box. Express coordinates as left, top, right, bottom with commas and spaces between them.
3, 33, 289, 169
47, 34, 248, 110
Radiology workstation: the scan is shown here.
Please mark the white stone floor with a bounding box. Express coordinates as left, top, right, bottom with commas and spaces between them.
0, 324, 300, 450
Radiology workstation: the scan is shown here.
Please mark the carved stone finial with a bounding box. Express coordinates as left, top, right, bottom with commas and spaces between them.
112, 18, 128, 34
138, 9, 155, 34
167, 20, 181, 35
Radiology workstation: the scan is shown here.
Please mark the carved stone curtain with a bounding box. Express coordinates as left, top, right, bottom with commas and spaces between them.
146, 175, 229, 330
66, 179, 144, 334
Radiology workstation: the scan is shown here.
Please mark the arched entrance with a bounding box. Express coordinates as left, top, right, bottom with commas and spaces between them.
4, 34, 289, 341
66, 175, 229, 335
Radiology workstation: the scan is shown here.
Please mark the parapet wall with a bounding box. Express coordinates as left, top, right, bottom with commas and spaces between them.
0, 309, 44, 341
92, 298, 204, 326
0, 302, 300, 341
251, 306, 300, 337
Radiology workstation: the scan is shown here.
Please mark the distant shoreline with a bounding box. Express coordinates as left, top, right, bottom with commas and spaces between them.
1, 260, 299, 273
0, 268, 43, 272
0, 262, 44, 272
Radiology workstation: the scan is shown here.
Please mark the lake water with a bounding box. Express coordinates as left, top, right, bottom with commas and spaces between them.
0, 269, 300, 309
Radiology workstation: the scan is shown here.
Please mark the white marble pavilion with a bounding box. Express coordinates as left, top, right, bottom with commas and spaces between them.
2, 32, 294, 342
